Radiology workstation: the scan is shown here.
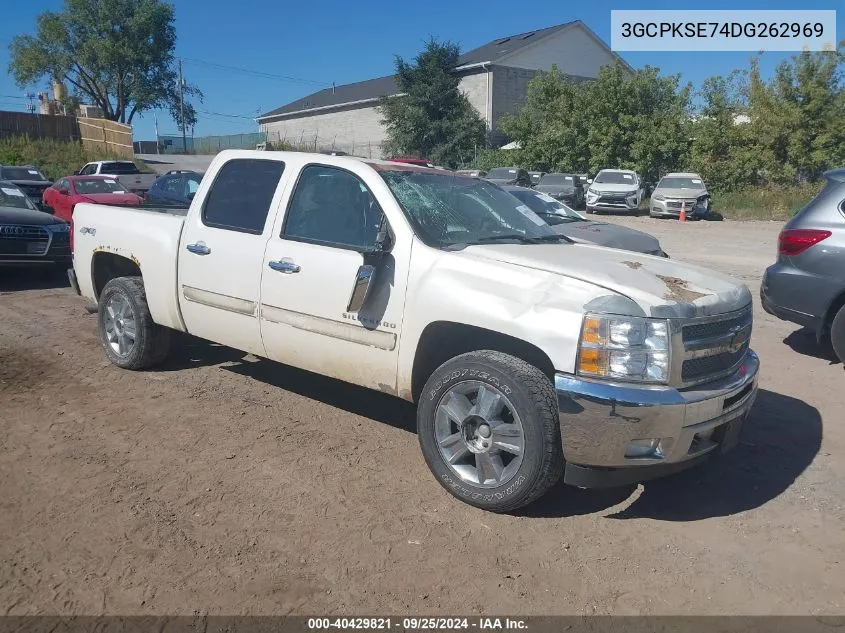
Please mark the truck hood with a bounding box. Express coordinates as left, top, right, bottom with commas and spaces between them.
461, 243, 750, 318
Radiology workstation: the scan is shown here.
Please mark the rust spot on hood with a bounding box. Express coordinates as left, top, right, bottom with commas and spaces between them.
621, 261, 642, 269
657, 275, 706, 303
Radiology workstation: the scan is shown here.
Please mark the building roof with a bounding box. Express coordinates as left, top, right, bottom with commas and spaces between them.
259, 21, 580, 120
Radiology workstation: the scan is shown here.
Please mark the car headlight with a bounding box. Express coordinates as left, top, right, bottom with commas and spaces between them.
47, 223, 69, 232
652, 194, 665, 201
577, 314, 670, 383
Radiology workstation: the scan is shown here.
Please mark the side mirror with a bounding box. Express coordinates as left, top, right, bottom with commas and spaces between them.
59, 189, 69, 196
586, 178, 593, 185
187, 192, 196, 202
347, 215, 392, 314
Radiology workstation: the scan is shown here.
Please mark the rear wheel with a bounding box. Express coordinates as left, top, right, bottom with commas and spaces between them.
417, 351, 564, 512
97, 276, 170, 370
830, 305, 845, 363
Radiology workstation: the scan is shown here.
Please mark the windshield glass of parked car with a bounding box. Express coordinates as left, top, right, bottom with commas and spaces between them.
0, 184, 38, 210
486, 168, 518, 180
380, 170, 559, 247
594, 171, 638, 185
74, 178, 127, 194
509, 190, 584, 224
3, 167, 47, 181
540, 174, 577, 185
657, 177, 703, 189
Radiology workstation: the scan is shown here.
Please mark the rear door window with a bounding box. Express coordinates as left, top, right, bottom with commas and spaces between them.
202, 159, 284, 233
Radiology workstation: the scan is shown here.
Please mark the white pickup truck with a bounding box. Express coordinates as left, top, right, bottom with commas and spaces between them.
69, 150, 759, 512
76, 160, 158, 195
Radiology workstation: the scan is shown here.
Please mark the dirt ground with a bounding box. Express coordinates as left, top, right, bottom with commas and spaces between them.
1, 215, 843, 616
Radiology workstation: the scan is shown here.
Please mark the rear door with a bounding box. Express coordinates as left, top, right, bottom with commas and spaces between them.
177, 157, 286, 356
259, 163, 409, 392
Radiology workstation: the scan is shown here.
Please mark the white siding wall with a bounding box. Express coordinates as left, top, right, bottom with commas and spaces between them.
458, 71, 491, 126
260, 104, 388, 157
499, 24, 618, 76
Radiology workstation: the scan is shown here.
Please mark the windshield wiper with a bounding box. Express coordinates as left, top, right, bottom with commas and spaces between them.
473, 233, 572, 245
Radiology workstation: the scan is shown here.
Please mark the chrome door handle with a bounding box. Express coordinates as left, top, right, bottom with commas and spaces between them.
269, 260, 301, 274
186, 242, 211, 255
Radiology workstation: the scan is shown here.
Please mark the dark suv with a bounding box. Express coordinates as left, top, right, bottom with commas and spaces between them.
762, 168, 845, 361
485, 167, 532, 187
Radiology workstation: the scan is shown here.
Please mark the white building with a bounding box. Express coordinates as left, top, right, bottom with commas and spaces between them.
257, 20, 629, 157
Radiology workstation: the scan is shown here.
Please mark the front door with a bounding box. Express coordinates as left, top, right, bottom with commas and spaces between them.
259, 163, 408, 393
177, 157, 286, 356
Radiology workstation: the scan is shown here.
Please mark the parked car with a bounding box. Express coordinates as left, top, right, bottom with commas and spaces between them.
503, 186, 667, 257
455, 169, 487, 178
585, 169, 644, 214
650, 172, 710, 219
0, 180, 70, 267
69, 150, 758, 512
485, 167, 532, 187
75, 160, 157, 195
0, 164, 53, 211
528, 171, 545, 187
43, 176, 143, 222
534, 173, 585, 208
762, 168, 845, 362
145, 171, 204, 207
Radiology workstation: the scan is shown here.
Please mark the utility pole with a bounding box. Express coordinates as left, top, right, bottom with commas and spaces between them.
154, 112, 160, 154
178, 59, 186, 153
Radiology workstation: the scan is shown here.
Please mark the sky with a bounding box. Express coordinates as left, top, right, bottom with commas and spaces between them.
0, 0, 842, 141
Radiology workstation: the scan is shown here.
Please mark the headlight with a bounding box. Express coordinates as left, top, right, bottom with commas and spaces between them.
47, 223, 69, 232
652, 194, 665, 201
587, 187, 598, 196
577, 314, 670, 383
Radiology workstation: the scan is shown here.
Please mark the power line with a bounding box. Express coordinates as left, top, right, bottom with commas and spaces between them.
0, 94, 28, 100
182, 57, 329, 87
198, 109, 258, 120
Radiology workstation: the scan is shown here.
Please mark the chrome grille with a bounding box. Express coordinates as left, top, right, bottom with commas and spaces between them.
682, 345, 749, 382
0, 225, 50, 255
666, 198, 698, 210
674, 305, 753, 386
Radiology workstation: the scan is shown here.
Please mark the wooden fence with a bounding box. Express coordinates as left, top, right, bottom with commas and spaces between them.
78, 118, 134, 159
0, 111, 80, 141
0, 111, 134, 159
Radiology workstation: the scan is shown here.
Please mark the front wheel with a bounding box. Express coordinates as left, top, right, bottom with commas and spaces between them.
417, 351, 564, 512
97, 276, 171, 370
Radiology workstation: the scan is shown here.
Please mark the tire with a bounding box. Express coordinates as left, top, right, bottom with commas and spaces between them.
417, 350, 564, 512
830, 305, 845, 364
97, 276, 170, 370
586, 207, 595, 214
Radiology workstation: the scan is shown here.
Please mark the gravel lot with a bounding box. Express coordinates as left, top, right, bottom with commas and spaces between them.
1, 215, 843, 616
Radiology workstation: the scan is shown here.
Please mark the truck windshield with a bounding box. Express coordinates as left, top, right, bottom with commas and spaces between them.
102, 162, 141, 174
379, 169, 563, 247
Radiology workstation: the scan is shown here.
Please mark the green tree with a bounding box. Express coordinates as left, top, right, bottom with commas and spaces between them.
379, 39, 486, 168
500, 64, 690, 181
499, 66, 589, 172
8, 0, 202, 126
690, 71, 761, 191
748, 44, 844, 184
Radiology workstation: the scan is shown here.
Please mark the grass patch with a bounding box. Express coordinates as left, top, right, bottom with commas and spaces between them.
707, 183, 824, 221
0, 136, 149, 181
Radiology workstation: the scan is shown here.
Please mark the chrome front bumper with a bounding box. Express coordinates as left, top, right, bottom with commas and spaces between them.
555, 350, 759, 487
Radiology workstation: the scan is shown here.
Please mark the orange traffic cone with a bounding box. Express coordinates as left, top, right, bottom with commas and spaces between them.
679, 202, 687, 222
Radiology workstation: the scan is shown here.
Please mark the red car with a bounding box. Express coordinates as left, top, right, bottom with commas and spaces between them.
42, 175, 143, 222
